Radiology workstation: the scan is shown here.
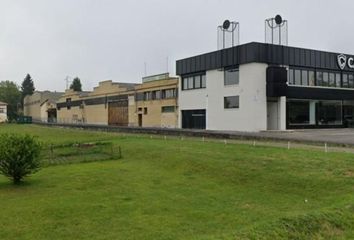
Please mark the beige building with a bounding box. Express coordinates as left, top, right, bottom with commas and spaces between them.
56, 81, 136, 125
56, 73, 179, 128
129, 73, 178, 128
24, 91, 63, 122
0, 101, 7, 123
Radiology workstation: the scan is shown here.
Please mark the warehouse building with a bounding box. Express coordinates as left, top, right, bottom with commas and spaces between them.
24, 91, 63, 122
176, 42, 354, 131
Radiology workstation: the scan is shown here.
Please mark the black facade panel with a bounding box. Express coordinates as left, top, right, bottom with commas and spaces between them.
286, 87, 354, 100
310, 51, 316, 67
266, 66, 288, 97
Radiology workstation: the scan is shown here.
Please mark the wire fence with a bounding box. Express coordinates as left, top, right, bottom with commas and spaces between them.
41, 141, 122, 166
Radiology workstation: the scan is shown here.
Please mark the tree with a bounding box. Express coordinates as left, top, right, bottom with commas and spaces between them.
21, 74, 35, 104
0, 81, 21, 120
0, 134, 41, 184
70, 77, 82, 91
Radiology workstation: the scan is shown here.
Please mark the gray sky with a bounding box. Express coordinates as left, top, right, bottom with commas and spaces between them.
0, 0, 353, 92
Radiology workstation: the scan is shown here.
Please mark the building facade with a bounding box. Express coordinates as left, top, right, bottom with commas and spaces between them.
129, 74, 178, 128
24, 91, 63, 122
56, 74, 179, 128
176, 42, 354, 131
56, 81, 135, 125
0, 102, 7, 123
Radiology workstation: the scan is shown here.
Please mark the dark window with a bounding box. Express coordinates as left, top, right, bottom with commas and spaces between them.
316, 72, 323, 86
66, 98, 71, 110
156, 90, 161, 100
288, 101, 310, 125
151, 91, 156, 100
144, 107, 148, 115
161, 106, 175, 113
224, 96, 239, 109
224, 68, 239, 85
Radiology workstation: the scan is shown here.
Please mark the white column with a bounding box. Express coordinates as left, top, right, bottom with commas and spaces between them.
279, 96, 287, 130
309, 101, 316, 125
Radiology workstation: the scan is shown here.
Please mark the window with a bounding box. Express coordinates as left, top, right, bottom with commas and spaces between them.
201, 75, 206, 88
301, 70, 308, 86
194, 75, 201, 88
349, 74, 354, 88
316, 72, 323, 86
66, 98, 71, 110
144, 92, 152, 101
0, 109, 4, 113
335, 73, 341, 87
224, 68, 239, 85
162, 88, 176, 99
288, 69, 294, 85
182, 73, 206, 90
294, 70, 301, 85
144, 107, 148, 115
224, 96, 239, 109
322, 72, 329, 86
329, 73, 335, 87
161, 106, 175, 113
309, 71, 315, 86
156, 90, 161, 100
343, 74, 349, 88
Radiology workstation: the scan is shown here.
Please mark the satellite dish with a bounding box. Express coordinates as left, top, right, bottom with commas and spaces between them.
275, 15, 282, 25
223, 20, 231, 30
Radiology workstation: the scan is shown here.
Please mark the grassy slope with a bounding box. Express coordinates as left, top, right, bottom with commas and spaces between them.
0, 125, 353, 239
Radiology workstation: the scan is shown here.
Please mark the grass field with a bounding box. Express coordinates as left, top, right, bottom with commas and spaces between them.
0, 124, 354, 239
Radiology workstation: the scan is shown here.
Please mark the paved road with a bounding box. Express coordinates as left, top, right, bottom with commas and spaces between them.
221, 129, 354, 146
38, 123, 354, 146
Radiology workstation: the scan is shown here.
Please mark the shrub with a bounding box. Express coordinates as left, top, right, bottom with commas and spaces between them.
0, 134, 41, 184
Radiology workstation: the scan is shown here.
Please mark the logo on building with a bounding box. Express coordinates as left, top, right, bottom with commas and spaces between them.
337, 54, 347, 70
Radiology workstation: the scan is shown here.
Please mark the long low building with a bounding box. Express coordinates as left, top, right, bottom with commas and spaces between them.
176, 42, 354, 131
56, 73, 179, 128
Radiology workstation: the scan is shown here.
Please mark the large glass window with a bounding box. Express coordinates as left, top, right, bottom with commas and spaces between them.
309, 71, 315, 86
224, 68, 239, 85
288, 101, 310, 125
182, 73, 206, 90
224, 96, 239, 109
316, 72, 323, 86
329, 73, 335, 87
317, 101, 342, 126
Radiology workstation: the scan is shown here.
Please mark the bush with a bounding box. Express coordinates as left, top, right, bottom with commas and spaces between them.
0, 134, 41, 184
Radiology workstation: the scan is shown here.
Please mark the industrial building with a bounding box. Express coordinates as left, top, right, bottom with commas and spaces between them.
176, 42, 354, 131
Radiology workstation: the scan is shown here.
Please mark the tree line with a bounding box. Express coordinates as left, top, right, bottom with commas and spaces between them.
0, 74, 82, 121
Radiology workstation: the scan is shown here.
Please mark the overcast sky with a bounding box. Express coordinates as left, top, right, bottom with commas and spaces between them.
0, 0, 353, 92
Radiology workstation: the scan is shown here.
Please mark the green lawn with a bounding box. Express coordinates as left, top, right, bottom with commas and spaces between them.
0, 124, 353, 239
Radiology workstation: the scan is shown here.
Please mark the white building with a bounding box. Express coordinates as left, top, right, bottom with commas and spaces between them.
176, 42, 354, 132
0, 101, 7, 123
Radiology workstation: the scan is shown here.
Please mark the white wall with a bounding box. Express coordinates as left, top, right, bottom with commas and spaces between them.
179, 63, 268, 132
0, 105, 7, 123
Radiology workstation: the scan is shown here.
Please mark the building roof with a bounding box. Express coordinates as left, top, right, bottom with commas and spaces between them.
176, 42, 354, 75
0, 101, 7, 105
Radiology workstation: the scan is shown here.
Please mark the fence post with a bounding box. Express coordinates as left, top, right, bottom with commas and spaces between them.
118, 146, 122, 159
325, 143, 328, 153
287, 141, 291, 150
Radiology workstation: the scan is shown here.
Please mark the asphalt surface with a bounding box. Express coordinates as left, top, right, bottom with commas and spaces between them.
37, 123, 354, 147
